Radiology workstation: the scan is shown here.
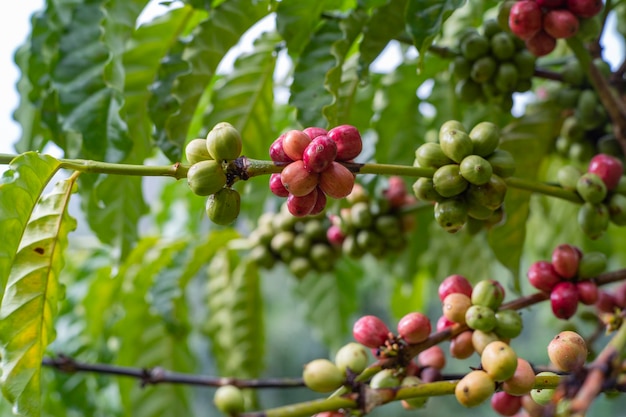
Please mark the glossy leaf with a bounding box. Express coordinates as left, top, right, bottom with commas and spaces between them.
206, 249, 265, 378
276, 0, 328, 56
0, 174, 78, 417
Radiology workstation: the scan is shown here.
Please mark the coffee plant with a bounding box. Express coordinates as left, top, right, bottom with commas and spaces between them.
4, 0, 626, 416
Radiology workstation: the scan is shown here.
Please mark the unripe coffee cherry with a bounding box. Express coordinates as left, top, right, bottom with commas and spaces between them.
465, 175, 507, 211
436, 315, 455, 332
282, 130, 311, 161
206, 188, 240, 225
588, 153, 624, 190
302, 359, 345, 392
460, 155, 493, 186
530, 372, 557, 405
502, 358, 536, 396
579, 202, 610, 239
471, 279, 505, 311
494, 309, 523, 339
415, 142, 454, 168
327, 125, 362, 161
418, 345, 446, 370
433, 164, 469, 197
397, 312, 431, 344
335, 342, 369, 374
187, 160, 227, 196
472, 330, 500, 355
213, 385, 245, 414
481, 341, 518, 382
439, 128, 474, 163
303, 135, 338, 173
281, 160, 319, 197
527, 260, 561, 292
438, 274, 473, 302
578, 251, 607, 279
509, 1, 542, 40
465, 305, 497, 332
443, 293, 472, 324
185, 138, 212, 164
577, 172, 608, 204
206, 122, 242, 161
269, 134, 293, 163
455, 370, 495, 407
547, 330, 587, 372
450, 330, 475, 359
491, 391, 522, 416
370, 369, 400, 389
551, 244, 581, 279
319, 162, 355, 199
434, 198, 468, 233
543, 9, 579, 39
469, 122, 500, 157
352, 315, 390, 348
550, 281, 579, 319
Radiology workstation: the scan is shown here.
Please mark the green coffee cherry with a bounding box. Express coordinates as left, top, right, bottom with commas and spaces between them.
350, 202, 373, 229
439, 129, 474, 163
456, 79, 484, 102
530, 372, 557, 406
578, 252, 607, 279
472, 280, 505, 311
434, 198, 468, 233
513, 50, 536, 79
467, 199, 494, 220
459, 155, 493, 185
401, 376, 428, 409
206, 188, 241, 225
302, 359, 345, 392
486, 150, 515, 178
576, 173, 607, 204
465, 305, 497, 332
289, 256, 312, 279
466, 175, 507, 211
461, 34, 490, 61
370, 369, 401, 389
415, 142, 454, 168
469, 122, 500, 157
608, 193, 626, 226
560, 117, 585, 142
433, 164, 469, 197
413, 178, 444, 202
494, 309, 523, 339
494, 62, 519, 93
557, 165, 583, 191
187, 160, 227, 196
451, 56, 472, 79
471, 56, 497, 83
185, 138, 213, 164
481, 341, 517, 382
335, 342, 369, 375
439, 120, 467, 135
206, 122, 243, 161
482, 19, 502, 39
562, 60, 585, 87
578, 202, 609, 240
214, 385, 245, 415
490, 32, 515, 61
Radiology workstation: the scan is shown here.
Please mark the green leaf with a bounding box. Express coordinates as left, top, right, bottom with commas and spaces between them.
290, 20, 343, 128
405, 0, 466, 66
0, 153, 61, 295
204, 31, 281, 159
206, 249, 265, 378
276, 0, 327, 57
151, 0, 272, 161
0, 174, 78, 417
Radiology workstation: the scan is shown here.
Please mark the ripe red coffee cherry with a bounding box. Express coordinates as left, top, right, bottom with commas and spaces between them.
303, 126, 328, 140
491, 391, 522, 416
551, 244, 581, 279
525, 30, 557, 57
576, 280, 599, 305
282, 130, 311, 161
269, 134, 293, 163
567, 0, 603, 18
418, 346, 446, 370
309, 188, 327, 216
502, 358, 536, 396
270, 173, 289, 197
588, 153, 624, 191
352, 315, 390, 348
548, 330, 587, 372
537, 0, 566, 7
303, 135, 338, 173
550, 281, 579, 319
281, 160, 319, 197
527, 261, 562, 292
397, 312, 432, 344
595, 289, 617, 313
327, 125, 363, 161
319, 162, 355, 199
544, 9, 579, 39
509, 1, 542, 40
438, 274, 473, 302
287, 188, 318, 217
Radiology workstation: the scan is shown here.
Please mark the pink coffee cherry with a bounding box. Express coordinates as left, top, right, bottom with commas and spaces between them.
269, 173, 289, 197
397, 312, 431, 344
588, 153, 624, 191
550, 281, 579, 319
309, 187, 327, 216
352, 315, 390, 348
576, 280, 599, 305
552, 244, 581, 279
326, 224, 345, 247
383, 176, 409, 208
543, 9, 579, 39
491, 391, 522, 416
287, 188, 318, 217
418, 345, 446, 370
303, 126, 328, 140
595, 289, 617, 313
282, 130, 311, 161
509, 1, 543, 40
436, 315, 455, 332
269, 134, 293, 163
438, 274, 473, 302
327, 125, 363, 161
525, 30, 557, 57
303, 135, 338, 173
527, 260, 562, 293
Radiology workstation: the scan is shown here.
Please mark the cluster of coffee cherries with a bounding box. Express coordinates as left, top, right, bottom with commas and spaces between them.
412, 121, 515, 233
508, 0, 603, 56
438, 275, 523, 360
185, 122, 243, 225
528, 243, 607, 319
269, 125, 362, 217
557, 153, 626, 239
450, 19, 536, 110
327, 178, 416, 259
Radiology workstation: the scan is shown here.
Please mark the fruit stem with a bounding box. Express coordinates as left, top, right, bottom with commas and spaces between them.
504, 177, 583, 203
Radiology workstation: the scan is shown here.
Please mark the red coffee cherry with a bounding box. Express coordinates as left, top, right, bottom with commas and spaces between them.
397, 312, 432, 344
438, 274, 473, 302
491, 391, 522, 416
352, 315, 390, 348
595, 289, 617, 313
576, 280, 599, 305
319, 162, 355, 199
552, 244, 581, 279
269, 173, 289, 197
509, 1, 542, 40
550, 281, 579, 319
567, 0, 603, 18
588, 153, 624, 191
418, 345, 446, 370
537, 0, 566, 7
383, 176, 409, 208
282, 130, 311, 161
543, 9, 579, 39
327, 125, 363, 161
309, 187, 327, 216
436, 315, 455, 332
326, 225, 346, 247
303, 135, 338, 173
269, 134, 293, 163
303, 126, 328, 140
287, 188, 318, 217
525, 30, 556, 57
281, 160, 319, 197
527, 261, 562, 292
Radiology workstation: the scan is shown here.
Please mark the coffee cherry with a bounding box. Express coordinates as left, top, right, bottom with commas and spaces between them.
383, 176, 409, 208
578, 252, 607, 279
608, 193, 626, 226
530, 372, 558, 405
469, 122, 500, 157
495, 62, 520, 93
509, 1, 542, 40
472, 279, 505, 311
270, 173, 289, 197
438, 274, 473, 302
577, 172, 608, 204
185, 138, 212, 164
465, 305, 497, 332
418, 346, 446, 370
465, 175, 507, 211
327, 125, 362, 161
412, 177, 444, 202
303, 126, 328, 140
370, 369, 400, 389
302, 359, 345, 392
433, 164, 469, 197
434, 198, 468, 233
471, 56, 497, 83
352, 315, 390, 348
491, 391, 522, 416
491, 32, 516, 61
187, 160, 227, 196
548, 330, 587, 372
443, 293, 472, 324
551, 244, 581, 279
461, 33, 490, 61
550, 281, 579, 320
525, 30, 556, 57
527, 261, 561, 293
558, 165, 583, 191
280, 160, 319, 197
494, 309, 523, 339
415, 142, 454, 168
576, 281, 599, 305
303, 135, 338, 173
450, 330, 475, 359
460, 155, 493, 185
455, 370, 495, 407
335, 342, 369, 375
502, 358, 536, 396
309, 188, 327, 216
397, 312, 431, 344
481, 341, 518, 382
588, 154, 623, 190
578, 202, 610, 239
400, 376, 428, 409
287, 188, 318, 217
436, 315, 455, 332
319, 162, 355, 199
214, 385, 245, 415
439, 128, 474, 163
206, 188, 241, 225
538, 0, 566, 6
282, 130, 312, 161
269, 134, 293, 163
206, 122, 242, 161
544, 9, 579, 39
451, 55, 472, 79
567, 0, 603, 18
